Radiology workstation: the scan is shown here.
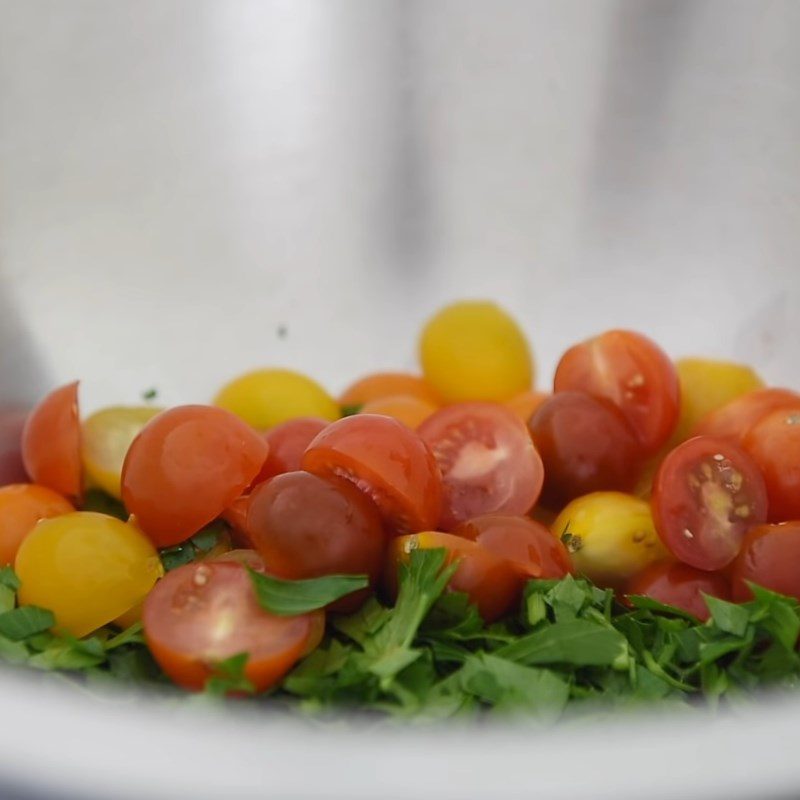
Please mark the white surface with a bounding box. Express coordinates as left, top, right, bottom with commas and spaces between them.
1, 1, 800, 798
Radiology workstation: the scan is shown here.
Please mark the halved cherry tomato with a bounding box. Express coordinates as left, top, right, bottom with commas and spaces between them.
121, 406, 268, 547
143, 560, 321, 692
651, 436, 768, 571
730, 522, 800, 601
247, 471, 385, 613
0, 484, 74, 565
0, 409, 29, 486
742, 407, 800, 522
302, 414, 442, 534
453, 514, 571, 579
625, 561, 730, 621
418, 403, 543, 530
214, 548, 267, 572
21, 382, 81, 499
339, 372, 441, 407
554, 330, 679, 454
528, 392, 643, 507
359, 395, 438, 429
16, 511, 162, 637
388, 532, 524, 622
692, 387, 800, 443
255, 417, 328, 483
505, 391, 549, 424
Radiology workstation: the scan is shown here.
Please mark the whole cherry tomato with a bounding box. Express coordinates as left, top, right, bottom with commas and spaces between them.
255, 417, 328, 483
339, 372, 441, 407
730, 522, 800, 602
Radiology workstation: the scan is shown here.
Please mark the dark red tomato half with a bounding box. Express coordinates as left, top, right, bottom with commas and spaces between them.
453, 514, 572, 579
0, 409, 30, 486
730, 522, 800, 602
554, 330, 680, 454
255, 417, 329, 484
651, 436, 768, 571
742, 407, 800, 522
246, 471, 385, 613
625, 561, 730, 621
418, 403, 544, 531
302, 414, 442, 534
528, 392, 644, 508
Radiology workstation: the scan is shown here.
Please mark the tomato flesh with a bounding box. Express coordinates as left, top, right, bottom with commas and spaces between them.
302, 414, 442, 534
143, 560, 320, 692
418, 403, 544, 530
651, 436, 767, 571
730, 522, 800, 602
256, 417, 328, 483
554, 330, 679, 454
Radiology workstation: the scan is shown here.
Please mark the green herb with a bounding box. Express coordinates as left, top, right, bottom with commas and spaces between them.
0, 606, 55, 641
205, 653, 255, 697
160, 521, 228, 571
0, 566, 21, 592
80, 489, 128, 521
249, 571, 369, 616
141, 388, 158, 401
340, 404, 364, 417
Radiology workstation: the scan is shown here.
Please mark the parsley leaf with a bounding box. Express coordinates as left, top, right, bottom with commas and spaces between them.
0, 606, 55, 641
249, 570, 369, 616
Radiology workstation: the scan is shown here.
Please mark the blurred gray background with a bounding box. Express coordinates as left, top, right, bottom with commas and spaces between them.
1, 0, 799, 413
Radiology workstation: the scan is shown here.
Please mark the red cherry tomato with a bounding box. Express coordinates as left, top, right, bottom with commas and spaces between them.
742, 407, 800, 522
302, 414, 442, 534
388, 532, 524, 622
214, 548, 267, 572
528, 392, 643, 507
221, 495, 252, 546
0, 409, 29, 486
121, 406, 268, 548
730, 522, 800, 602
453, 514, 572, 579
692, 388, 800, 443
143, 560, 320, 692
418, 403, 544, 530
554, 330, 679, 454
255, 417, 328, 484
625, 561, 730, 621
651, 436, 768, 571
246, 471, 385, 613
22, 382, 82, 499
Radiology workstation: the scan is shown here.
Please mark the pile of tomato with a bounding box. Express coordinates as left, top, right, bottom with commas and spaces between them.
2, 300, 800, 693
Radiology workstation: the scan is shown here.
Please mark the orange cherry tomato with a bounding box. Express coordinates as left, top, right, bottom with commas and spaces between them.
143, 560, 321, 693
554, 330, 679, 454
255, 417, 328, 483
730, 522, 800, 602
359, 395, 438, 429
302, 414, 442, 534
339, 372, 441, 407
0, 484, 74, 565
121, 406, 268, 548
504, 390, 549, 424
388, 532, 524, 622
0, 409, 29, 486
22, 382, 82, 499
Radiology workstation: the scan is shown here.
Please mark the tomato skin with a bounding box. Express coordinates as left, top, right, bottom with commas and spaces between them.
692, 388, 800, 443
388, 532, 524, 622
742, 408, 800, 522
418, 403, 544, 530
528, 392, 643, 507
554, 330, 679, 454
625, 561, 730, 621
16, 511, 162, 637
246, 471, 385, 613
22, 382, 82, 499
651, 436, 768, 571
505, 391, 549, 424
121, 406, 268, 547
221, 495, 252, 546
453, 514, 572, 579
730, 522, 800, 602
256, 417, 328, 483
359, 396, 438, 429
339, 372, 441, 407
0, 409, 29, 486
214, 548, 267, 572
143, 560, 320, 692
302, 414, 442, 534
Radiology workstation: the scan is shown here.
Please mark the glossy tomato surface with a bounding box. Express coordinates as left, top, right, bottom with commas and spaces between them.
419, 403, 543, 530
121, 406, 268, 547
742, 407, 800, 522
453, 514, 571, 579
504, 391, 549, 424
143, 560, 320, 692
625, 561, 730, 621
22, 382, 82, 499
359, 395, 438, 429
651, 436, 768, 571
302, 414, 442, 534
528, 392, 643, 507
256, 417, 328, 483
692, 388, 799, 442
730, 522, 800, 601
554, 330, 679, 454
339, 372, 440, 407
247, 471, 385, 612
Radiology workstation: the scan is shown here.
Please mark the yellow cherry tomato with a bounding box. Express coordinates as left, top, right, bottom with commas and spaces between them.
16, 511, 163, 637
82, 406, 162, 498
551, 492, 668, 588
673, 358, 764, 443
419, 301, 534, 403
214, 369, 340, 430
